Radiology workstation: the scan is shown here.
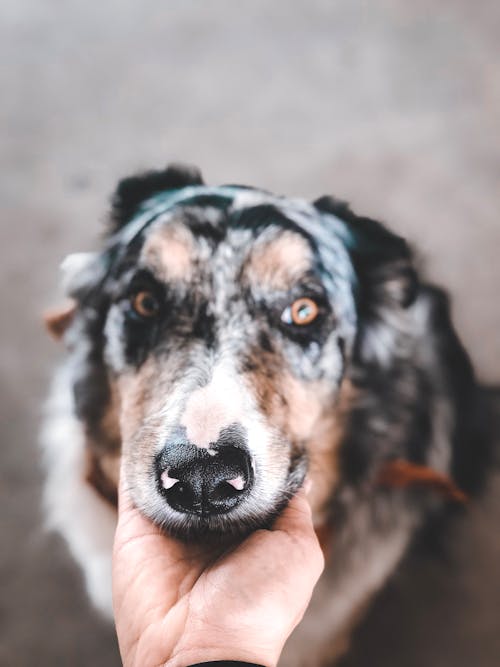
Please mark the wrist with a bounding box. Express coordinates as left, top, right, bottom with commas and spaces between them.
162, 617, 285, 667
185, 662, 268, 667
165, 640, 276, 667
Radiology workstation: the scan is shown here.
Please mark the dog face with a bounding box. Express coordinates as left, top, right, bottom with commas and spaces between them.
58, 165, 416, 538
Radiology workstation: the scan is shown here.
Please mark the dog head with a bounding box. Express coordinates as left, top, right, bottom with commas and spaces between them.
51, 164, 417, 539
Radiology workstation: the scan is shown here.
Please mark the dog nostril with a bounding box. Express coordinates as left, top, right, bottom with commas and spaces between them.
210, 477, 247, 503
226, 475, 246, 491
161, 470, 179, 490
164, 480, 200, 510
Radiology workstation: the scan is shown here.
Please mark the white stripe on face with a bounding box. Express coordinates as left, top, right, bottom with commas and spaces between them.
179, 364, 247, 448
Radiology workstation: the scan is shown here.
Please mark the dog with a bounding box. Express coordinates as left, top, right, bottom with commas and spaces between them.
41, 163, 488, 666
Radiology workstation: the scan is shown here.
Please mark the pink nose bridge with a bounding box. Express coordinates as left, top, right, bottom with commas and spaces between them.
180, 375, 244, 448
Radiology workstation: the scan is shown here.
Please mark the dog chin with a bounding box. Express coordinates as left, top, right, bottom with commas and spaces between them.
152, 508, 275, 544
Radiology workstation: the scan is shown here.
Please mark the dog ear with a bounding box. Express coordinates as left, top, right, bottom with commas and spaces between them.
43, 251, 106, 340
314, 195, 418, 367
43, 300, 77, 340
378, 459, 468, 504
109, 162, 204, 234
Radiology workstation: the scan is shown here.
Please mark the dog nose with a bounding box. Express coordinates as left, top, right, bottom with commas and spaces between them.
156, 432, 253, 516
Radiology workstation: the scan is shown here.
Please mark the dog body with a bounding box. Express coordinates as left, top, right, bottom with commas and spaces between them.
41, 165, 486, 666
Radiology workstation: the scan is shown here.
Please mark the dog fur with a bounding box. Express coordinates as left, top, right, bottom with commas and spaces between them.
41, 163, 488, 666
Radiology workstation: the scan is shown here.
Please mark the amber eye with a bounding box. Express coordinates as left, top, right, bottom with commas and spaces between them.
131, 291, 160, 318
281, 297, 319, 326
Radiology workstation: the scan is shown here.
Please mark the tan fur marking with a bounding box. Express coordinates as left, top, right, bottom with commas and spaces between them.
99, 452, 120, 487
84, 379, 122, 505
97, 380, 122, 451
141, 222, 193, 281
246, 230, 313, 290
116, 358, 169, 479
245, 342, 356, 520
304, 379, 356, 519
85, 450, 118, 507
117, 365, 154, 444
84, 378, 121, 459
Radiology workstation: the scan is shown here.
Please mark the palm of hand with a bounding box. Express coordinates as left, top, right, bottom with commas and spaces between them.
113, 485, 323, 667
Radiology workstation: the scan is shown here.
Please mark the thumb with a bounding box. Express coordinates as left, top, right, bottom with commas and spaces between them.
114, 465, 161, 543
272, 486, 314, 534
271, 486, 325, 576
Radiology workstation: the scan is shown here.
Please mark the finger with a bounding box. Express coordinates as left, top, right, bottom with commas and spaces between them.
117, 461, 144, 516
115, 466, 163, 544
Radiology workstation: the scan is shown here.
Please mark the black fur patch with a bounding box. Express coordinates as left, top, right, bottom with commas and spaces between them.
109, 163, 204, 234
314, 195, 418, 310
230, 203, 309, 237
71, 303, 117, 452
422, 286, 491, 494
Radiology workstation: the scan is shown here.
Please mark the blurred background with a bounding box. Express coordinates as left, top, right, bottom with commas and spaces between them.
1, 0, 499, 665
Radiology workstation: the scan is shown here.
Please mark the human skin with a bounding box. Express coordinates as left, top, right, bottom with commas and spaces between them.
113, 476, 325, 667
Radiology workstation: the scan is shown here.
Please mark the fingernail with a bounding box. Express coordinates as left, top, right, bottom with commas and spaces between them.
304, 478, 312, 495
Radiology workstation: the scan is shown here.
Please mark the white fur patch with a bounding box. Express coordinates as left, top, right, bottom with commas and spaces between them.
180, 365, 246, 448
103, 306, 128, 372
40, 364, 116, 618
231, 189, 274, 210
60, 252, 98, 295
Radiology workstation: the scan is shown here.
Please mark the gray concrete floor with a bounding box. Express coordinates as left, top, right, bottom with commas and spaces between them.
1, 1, 499, 665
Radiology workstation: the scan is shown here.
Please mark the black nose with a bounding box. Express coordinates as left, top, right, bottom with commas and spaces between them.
156, 434, 253, 517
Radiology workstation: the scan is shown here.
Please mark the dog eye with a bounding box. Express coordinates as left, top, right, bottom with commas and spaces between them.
131, 291, 160, 318
281, 298, 319, 326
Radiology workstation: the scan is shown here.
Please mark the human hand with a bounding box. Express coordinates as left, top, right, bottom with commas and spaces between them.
112, 479, 325, 667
